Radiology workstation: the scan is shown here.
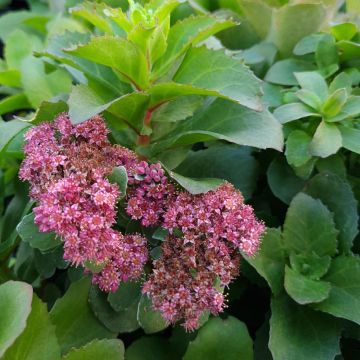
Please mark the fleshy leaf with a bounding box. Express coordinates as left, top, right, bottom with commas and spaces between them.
184, 316, 253, 360
313, 255, 360, 325
269, 295, 341, 360
284, 265, 331, 305
245, 228, 285, 295
2, 295, 61, 360
0, 281, 33, 357
50, 278, 115, 354
283, 193, 338, 257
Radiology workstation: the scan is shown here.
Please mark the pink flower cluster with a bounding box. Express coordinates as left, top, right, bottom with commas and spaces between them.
128, 182, 265, 330
20, 114, 265, 330
126, 161, 175, 226
19, 114, 147, 291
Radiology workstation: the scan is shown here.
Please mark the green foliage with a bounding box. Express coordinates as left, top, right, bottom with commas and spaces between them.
50, 278, 115, 354
0, 281, 32, 357
183, 316, 253, 360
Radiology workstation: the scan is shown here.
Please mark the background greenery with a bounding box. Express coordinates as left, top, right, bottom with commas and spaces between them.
0, 0, 359, 359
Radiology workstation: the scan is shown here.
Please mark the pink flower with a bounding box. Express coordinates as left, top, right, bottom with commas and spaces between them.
20, 113, 148, 287
20, 113, 265, 331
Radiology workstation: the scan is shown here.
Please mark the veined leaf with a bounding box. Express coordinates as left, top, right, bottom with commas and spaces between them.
173, 46, 263, 111
152, 15, 235, 78
65, 36, 150, 90
70, 2, 113, 34
151, 98, 283, 154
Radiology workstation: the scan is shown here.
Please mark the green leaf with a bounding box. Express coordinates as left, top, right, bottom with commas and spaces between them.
269, 295, 341, 360
175, 144, 259, 200
108, 166, 128, 199
0, 94, 31, 116
126, 337, 173, 360
30, 100, 68, 125
152, 15, 235, 78
62, 339, 124, 360
328, 96, 360, 122
285, 130, 312, 167
89, 285, 140, 333
70, 2, 113, 34
271, 3, 327, 57
21, 56, 72, 108
310, 121, 342, 158
283, 193, 338, 257
166, 169, 223, 195
108, 281, 141, 312
339, 126, 360, 154
245, 228, 285, 295
322, 88, 348, 118
267, 156, 306, 204
0, 281, 33, 357
149, 82, 250, 106
137, 295, 168, 334
347, 0, 360, 12
0, 119, 31, 153
3, 295, 61, 360
295, 71, 328, 102
0, 69, 21, 87
305, 173, 358, 253
273, 103, 319, 124
17, 212, 61, 252
65, 36, 149, 90
313, 255, 360, 325
295, 89, 322, 110
50, 278, 114, 354
152, 95, 203, 123
294, 33, 327, 56
152, 99, 283, 153
265, 59, 316, 86
329, 72, 352, 96
289, 252, 331, 280
0, 11, 48, 41
284, 265, 331, 305
331, 22, 357, 41
43, 31, 129, 95
173, 45, 262, 111
4, 29, 42, 70
337, 40, 360, 62
184, 316, 253, 360
34, 247, 68, 279
316, 154, 346, 178
315, 34, 339, 70
68, 83, 149, 127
